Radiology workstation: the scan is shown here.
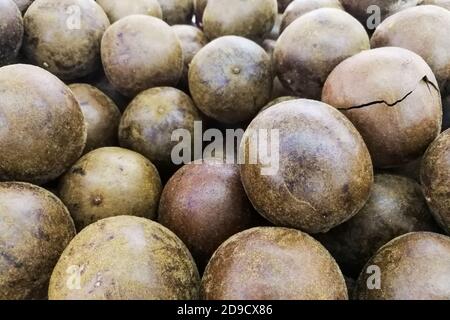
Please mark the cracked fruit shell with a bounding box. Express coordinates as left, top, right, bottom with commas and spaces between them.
322, 47, 442, 168
239, 99, 373, 234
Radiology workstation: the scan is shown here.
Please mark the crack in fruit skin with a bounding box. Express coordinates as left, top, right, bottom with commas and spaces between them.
341, 75, 440, 111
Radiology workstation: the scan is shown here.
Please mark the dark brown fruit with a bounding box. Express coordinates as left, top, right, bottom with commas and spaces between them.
48, 216, 200, 300
158, 0, 194, 25
355, 232, 450, 300
371, 5, 450, 89
172, 25, 208, 89
158, 159, 257, 270
189, 36, 272, 124
118, 87, 202, 168
421, 129, 450, 234
69, 84, 121, 153
23, 0, 110, 80
85, 71, 130, 112
58, 147, 162, 230
278, 0, 294, 13
317, 174, 439, 277
193, 0, 207, 26
101, 15, 183, 97
0, 182, 75, 299
96, 0, 162, 23
203, 0, 278, 41
280, 0, 343, 32
0, 64, 86, 185
240, 99, 373, 234
0, 0, 23, 66
201, 227, 348, 300
274, 8, 369, 99
322, 47, 442, 168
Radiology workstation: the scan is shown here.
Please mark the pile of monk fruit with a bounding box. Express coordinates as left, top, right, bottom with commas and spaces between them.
1, 0, 450, 300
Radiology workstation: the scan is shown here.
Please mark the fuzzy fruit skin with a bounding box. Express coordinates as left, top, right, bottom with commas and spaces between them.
0, 64, 86, 185
371, 5, 450, 89
158, 0, 194, 25
421, 129, 450, 234
69, 84, 121, 154
355, 232, 450, 300
239, 99, 373, 234
322, 47, 442, 168
189, 36, 273, 124
172, 25, 207, 89
0, 0, 23, 66
96, 0, 162, 23
101, 15, 183, 97
203, 0, 278, 41
58, 147, 162, 231
158, 160, 257, 271
48, 216, 200, 300
316, 174, 440, 277
274, 8, 369, 99
280, 0, 343, 32
0, 182, 76, 300
118, 87, 202, 169
22, 0, 110, 80
201, 227, 348, 300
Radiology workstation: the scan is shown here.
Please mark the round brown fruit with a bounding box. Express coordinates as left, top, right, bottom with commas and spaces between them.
96, 0, 162, 23
322, 47, 442, 168
189, 36, 272, 124
101, 15, 183, 97
68, 84, 121, 153
58, 147, 162, 230
0, 0, 23, 66
158, 159, 258, 270
48, 216, 200, 300
0, 182, 75, 299
371, 5, 450, 89
355, 232, 450, 300
274, 8, 369, 99
158, 0, 194, 25
0, 64, 86, 184
316, 174, 439, 277
203, 0, 278, 41
172, 25, 208, 89
421, 129, 450, 234
201, 227, 348, 300
23, 0, 110, 80
118, 87, 202, 169
280, 0, 343, 32
240, 99, 373, 234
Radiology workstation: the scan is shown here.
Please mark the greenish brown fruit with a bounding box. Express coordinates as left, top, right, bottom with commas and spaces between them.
69, 84, 121, 153
189, 36, 273, 124
280, 0, 343, 32
0, 182, 76, 299
96, 0, 162, 23
0, 0, 23, 66
172, 24, 208, 89
371, 5, 450, 89
118, 87, 202, 169
322, 47, 442, 168
203, 0, 278, 41
101, 15, 183, 97
316, 174, 440, 277
48, 216, 200, 300
58, 147, 162, 230
201, 227, 348, 300
239, 99, 373, 234
0, 64, 86, 185
355, 232, 450, 300
274, 8, 369, 99
421, 129, 450, 234
158, 0, 194, 24
23, 0, 110, 80
158, 159, 258, 271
